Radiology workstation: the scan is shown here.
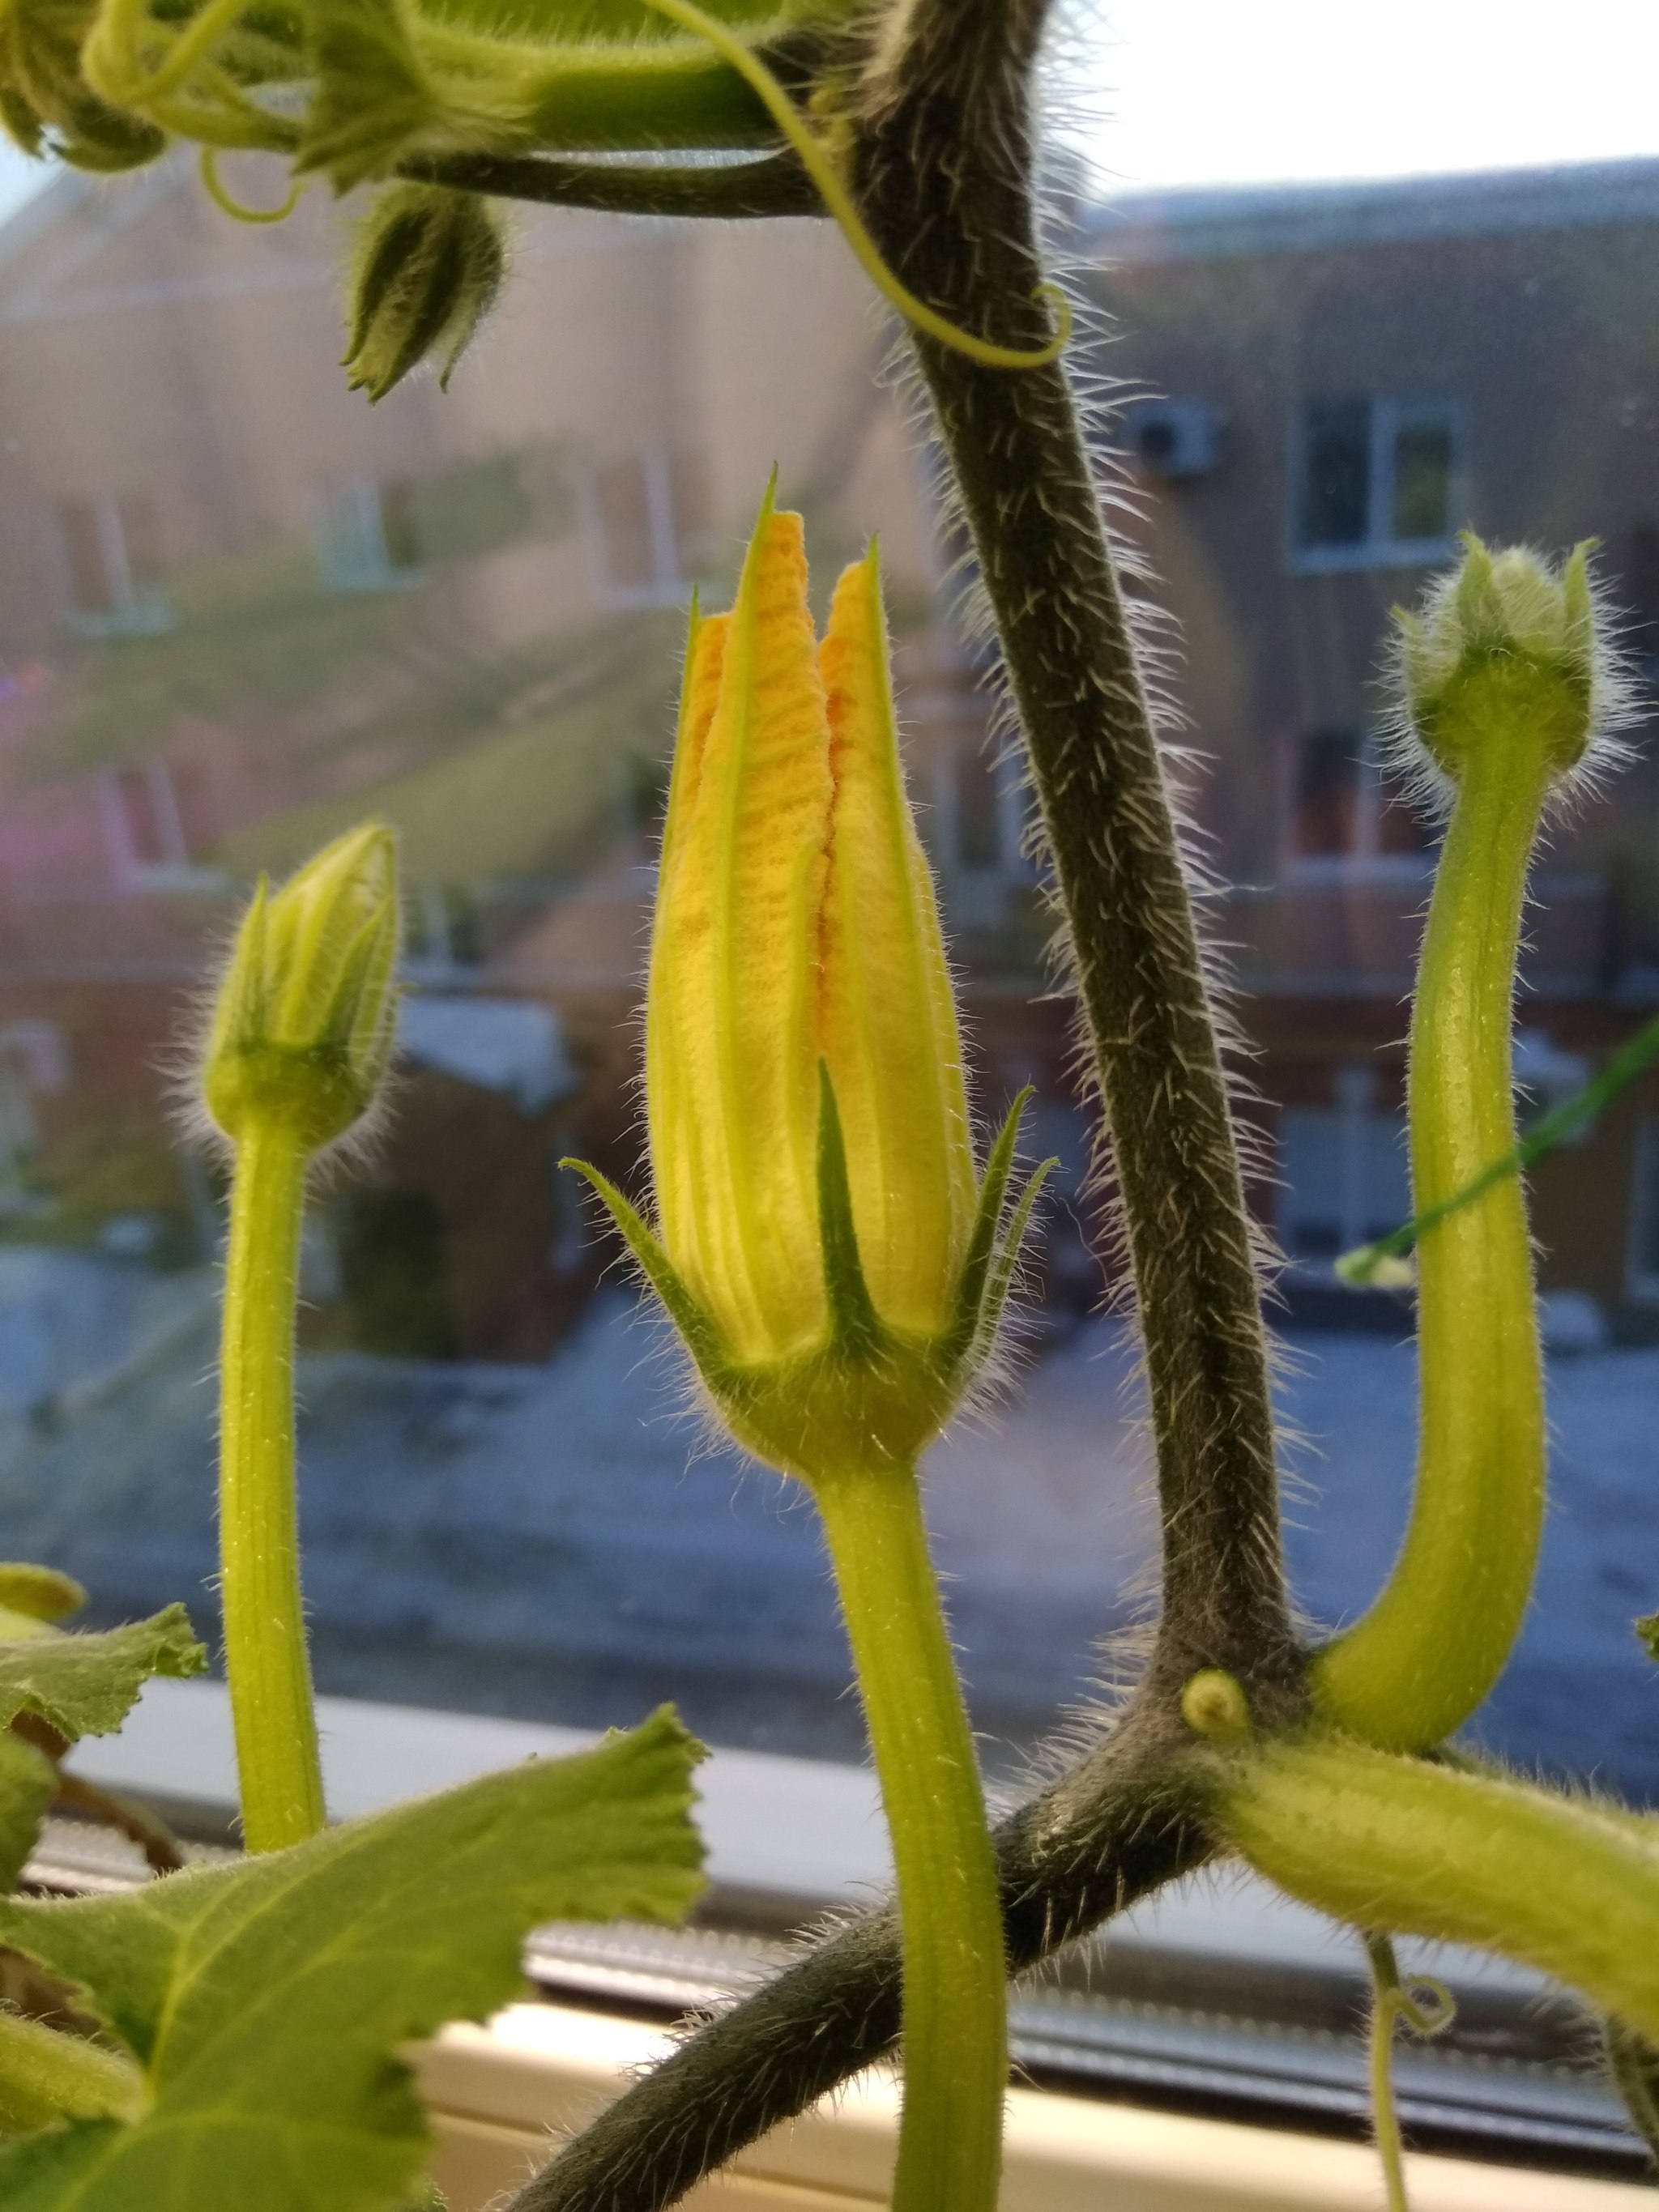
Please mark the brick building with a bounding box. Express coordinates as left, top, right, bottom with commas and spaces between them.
0, 154, 1656, 1344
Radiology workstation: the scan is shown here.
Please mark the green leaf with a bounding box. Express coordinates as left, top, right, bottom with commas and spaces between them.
0, 1606, 205, 1742
1637, 1613, 1659, 1663
0, 1708, 704, 2212
0, 1733, 57, 1893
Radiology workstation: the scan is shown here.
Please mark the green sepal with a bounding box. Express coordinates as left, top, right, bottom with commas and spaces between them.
938, 1089, 1055, 1377
1638, 1613, 1659, 1663
561, 1158, 729, 1379
975, 1153, 1058, 1359
940, 1086, 1030, 1369
814, 1063, 881, 1359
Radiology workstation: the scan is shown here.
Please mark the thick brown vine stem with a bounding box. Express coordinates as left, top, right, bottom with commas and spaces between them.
400, 149, 820, 220
853, 0, 1290, 1680
506, 1703, 1213, 2212
507, 3, 1298, 2205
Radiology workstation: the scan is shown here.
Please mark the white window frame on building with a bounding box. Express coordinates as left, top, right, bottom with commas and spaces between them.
580, 450, 690, 612
98, 759, 221, 892
1288, 393, 1464, 573
1282, 724, 1436, 885
928, 736, 1035, 927
53, 493, 172, 639
1277, 1063, 1410, 1269
0, 1019, 66, 1216
319, 478, 424, 594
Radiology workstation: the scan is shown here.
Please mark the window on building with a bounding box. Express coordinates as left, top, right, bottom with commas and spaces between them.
1277, 1065, 1410, 1264
1290, 395, 1461, 569
1627, 1119, 1659, 1301
99, 760, 215, 889
583, 450, 705, 609
319, 478, 423, 592
1286, 726, 1434, 876
54, 493, 171, 637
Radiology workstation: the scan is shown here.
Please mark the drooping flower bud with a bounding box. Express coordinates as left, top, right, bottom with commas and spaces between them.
1392, 534, 1624, 788
571, 488, 1051, 1481
203, 824, 401, 1155
342, 184, 505, 403
0, 0, 164, 173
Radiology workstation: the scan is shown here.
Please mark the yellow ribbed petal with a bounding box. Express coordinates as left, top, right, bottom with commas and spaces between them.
648, 493, 834, 1362
818, 547, 975, 1336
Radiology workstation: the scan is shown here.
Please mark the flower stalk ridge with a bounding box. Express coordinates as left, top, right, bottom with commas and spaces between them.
203, 823, 401, 1852
570, 490, 1051, 2212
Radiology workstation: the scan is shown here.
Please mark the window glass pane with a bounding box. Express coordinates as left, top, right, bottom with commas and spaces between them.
1290, 729, 1360, 855
1295, 399, 1371, 547
1390, 418, 1454, 541
3, 47, 1659, 2052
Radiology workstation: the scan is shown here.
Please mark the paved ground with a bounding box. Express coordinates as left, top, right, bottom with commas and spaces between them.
0, 1265, 1654, 1794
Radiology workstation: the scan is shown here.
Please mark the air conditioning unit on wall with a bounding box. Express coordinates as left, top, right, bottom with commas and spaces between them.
1116, 397, 1222, 479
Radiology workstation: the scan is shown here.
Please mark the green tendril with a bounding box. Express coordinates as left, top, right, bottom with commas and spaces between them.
200, 147, 302, 224
1338, 1005, 1659, 1287
636, 0, 1069, 370
1363, 1934, 1455, 2212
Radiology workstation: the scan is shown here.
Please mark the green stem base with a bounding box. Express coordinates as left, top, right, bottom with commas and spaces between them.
220, 1122, 326, 1854
813, 1461, 1005, 2212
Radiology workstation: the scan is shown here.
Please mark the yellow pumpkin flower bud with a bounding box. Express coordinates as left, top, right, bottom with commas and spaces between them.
573, 488, 1051, 1482
203, 823, 402, 1156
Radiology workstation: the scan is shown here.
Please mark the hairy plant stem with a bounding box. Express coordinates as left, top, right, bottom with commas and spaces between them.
856, 0, 1289, 1685
220, 1122, 326, 1854
402, 148, 818, 219
1312, 734, 1547, 1749
812, 1462, 1004, 2212
510, 1698, 1209, 2212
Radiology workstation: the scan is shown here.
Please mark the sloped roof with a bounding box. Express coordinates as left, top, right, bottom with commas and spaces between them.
1087, 156, 1659, 266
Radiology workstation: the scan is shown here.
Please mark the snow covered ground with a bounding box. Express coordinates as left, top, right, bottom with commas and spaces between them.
0, 1268, 1654, 1794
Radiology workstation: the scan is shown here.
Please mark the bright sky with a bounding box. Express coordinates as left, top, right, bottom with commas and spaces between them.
0, 0, 1657, 220
1079, 0, 1659, 190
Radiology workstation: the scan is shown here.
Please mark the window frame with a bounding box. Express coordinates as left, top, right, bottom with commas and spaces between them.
1287, 393, 1465, 575
63, 1676, 1648, 2202
1280, 724, 1438, 886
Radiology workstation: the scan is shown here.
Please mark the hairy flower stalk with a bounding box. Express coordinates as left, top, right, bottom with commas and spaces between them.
571, 490, 1049, 2212
202, 824, 401, 1852
1311, 539, 1627, 1752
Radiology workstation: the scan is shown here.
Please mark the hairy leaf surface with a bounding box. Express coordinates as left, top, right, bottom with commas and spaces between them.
0, 1733, 57, 1891
0, 1707, 703, 2211
0, 1606, 205, 1741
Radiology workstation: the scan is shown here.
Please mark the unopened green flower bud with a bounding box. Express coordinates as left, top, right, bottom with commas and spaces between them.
342, 184, 505, 403
203, 824, 401, 1155
0, 0, 164, 173
1392, 534, 1623, 786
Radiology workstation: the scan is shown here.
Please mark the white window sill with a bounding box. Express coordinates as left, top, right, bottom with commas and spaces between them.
415, 2001, 1649, 2212
70, 1680, 1647, 2202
